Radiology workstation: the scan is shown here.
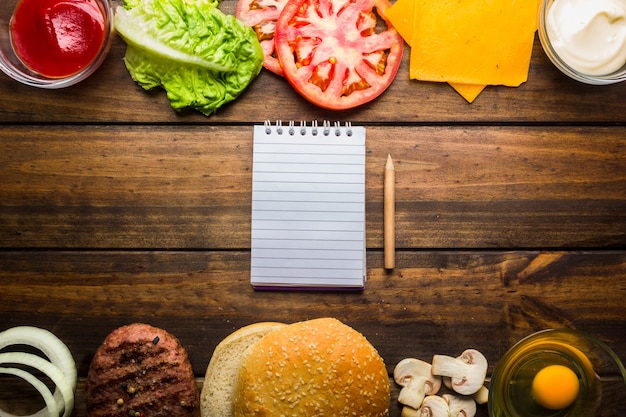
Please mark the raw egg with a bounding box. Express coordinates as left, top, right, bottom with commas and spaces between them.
531, 364, 580, 410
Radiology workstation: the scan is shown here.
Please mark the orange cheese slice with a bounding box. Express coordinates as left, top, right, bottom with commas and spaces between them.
386, 0, 414, 44
409, 0, 540, 86
448, 83, 486, 103
387, 0, 487, 103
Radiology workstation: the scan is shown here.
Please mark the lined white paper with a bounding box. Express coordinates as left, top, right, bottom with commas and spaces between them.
251, 122, 366, 289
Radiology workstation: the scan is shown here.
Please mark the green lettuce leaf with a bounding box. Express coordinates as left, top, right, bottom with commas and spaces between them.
114, 0, 263, 115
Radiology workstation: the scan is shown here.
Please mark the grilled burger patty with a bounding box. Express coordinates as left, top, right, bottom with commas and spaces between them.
86, 323, 199, 417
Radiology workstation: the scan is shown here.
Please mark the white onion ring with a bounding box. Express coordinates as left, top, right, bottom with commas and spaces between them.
0, 352, 73, 417
0, 326, 77, 389
0, 327, 76, 417
0, 367, 59, 417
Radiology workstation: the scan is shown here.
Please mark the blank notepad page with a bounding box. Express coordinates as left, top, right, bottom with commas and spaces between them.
251, 121, 366, 289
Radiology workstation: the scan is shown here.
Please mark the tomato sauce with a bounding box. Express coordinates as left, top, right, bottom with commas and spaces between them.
10, 0, 106, 78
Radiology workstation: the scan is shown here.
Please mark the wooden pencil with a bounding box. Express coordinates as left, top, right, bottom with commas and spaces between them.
384, 154, 395, 269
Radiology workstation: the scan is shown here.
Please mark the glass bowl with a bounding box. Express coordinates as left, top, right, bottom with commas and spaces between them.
0, 0, 114, 88
538, 0, 626, 85
488, 328, 626, 417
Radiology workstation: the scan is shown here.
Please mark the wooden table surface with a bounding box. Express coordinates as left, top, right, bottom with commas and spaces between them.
1, 1, 625, 414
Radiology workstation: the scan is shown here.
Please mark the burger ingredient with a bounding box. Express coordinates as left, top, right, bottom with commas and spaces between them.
443, 393, 477, 417
418, 395, 449, 417
431, 349, 488, 396
114, 0, 264, 115
10, 0, 107, 77
0, 367, 59, 417
394, 350, 487, 415
200, 322, 287, 417
235, 0, 289, 75
232, 317, 390, 416
546, 0, 626, 76
472, 385, 489, 404
86, 323, 199, 417
0, 326, 77, 417
384, 0, 486, 103
0, 326, 77, 389
407, 0, 540, 86
387, 0, 539, 101
531, 364, 580, 410
0, 352, 74, 417
394, 357, 442, 409
400, 377, 432, 410
400, 406, 420, 417
442, 376, 489, 405
274, 0, 403, 110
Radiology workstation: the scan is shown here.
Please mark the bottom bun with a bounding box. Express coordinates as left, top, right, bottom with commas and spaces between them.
232, 317, 390, 416
200, 322, 287, 417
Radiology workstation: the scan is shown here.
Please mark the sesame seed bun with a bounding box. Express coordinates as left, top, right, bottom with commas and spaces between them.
232, 317, 390, 416
200, 322, 288, 417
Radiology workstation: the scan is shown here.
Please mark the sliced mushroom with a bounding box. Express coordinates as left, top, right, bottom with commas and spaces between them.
394, 357, 434, 387
431, 349, 488, 395
418, 395, 450, 417
401, 406, 421, 417
394, 358, 443, 408
442, 377, 489, 404
443, 393, 477, 417
472, 385, 489, 404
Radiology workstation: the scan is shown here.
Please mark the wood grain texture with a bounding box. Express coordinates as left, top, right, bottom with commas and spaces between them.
1, 126, 624, 249
1, 251, 625, 368
0, 0, 625, 414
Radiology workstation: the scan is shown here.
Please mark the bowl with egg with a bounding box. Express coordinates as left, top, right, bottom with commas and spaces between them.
488, 328, 626, 417
0, 0, 113, 88
538, 0, 626, 84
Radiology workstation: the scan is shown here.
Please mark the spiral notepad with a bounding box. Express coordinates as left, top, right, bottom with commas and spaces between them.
251, 121, 366, 290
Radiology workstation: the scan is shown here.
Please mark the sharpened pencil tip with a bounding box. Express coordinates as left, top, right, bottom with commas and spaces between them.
386, 154, 394, 170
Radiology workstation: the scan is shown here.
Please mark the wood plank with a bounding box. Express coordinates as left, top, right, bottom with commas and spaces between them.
1, 250, 624, 372
1, 125, 624, 249
1, 35, 626, 124
1, 250, 625, 416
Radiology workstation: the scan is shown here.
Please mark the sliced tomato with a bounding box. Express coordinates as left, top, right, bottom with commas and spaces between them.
274, 0, 403, 110
236, 0, 290, 75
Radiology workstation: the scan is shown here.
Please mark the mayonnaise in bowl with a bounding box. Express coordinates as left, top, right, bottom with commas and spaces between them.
538, 0, 626, 84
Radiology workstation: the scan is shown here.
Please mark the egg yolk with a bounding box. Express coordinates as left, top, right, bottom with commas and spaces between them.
531, 364, 580, 410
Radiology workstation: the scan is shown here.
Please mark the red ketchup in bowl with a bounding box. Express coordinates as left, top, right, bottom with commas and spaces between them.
10, 0, 106, 78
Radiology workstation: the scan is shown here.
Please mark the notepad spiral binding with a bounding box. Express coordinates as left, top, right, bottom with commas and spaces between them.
263, 120, 353, 137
